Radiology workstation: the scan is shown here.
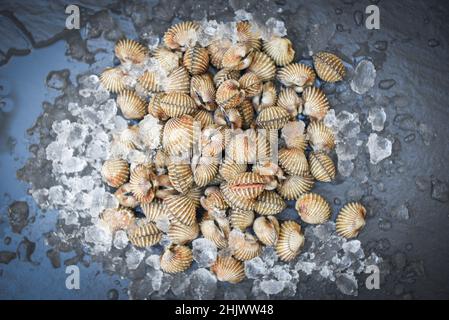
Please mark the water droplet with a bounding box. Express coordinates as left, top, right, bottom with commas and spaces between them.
404, 133, 415, 143
428, 39, 440, 48
379, 79, 396, 90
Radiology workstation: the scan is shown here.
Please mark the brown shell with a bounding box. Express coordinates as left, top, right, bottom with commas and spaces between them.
138, 70, 163, 92
201, 125, 225, 157
222, 43, 254, 70
101, 159, 129, 188
147, 93, 168, 120
162, 115, 194, 156
114, 125, 140, 150
229, 208, 255, 231
263, 37, 295, 66
254, 191, 286, 216
213, 68, 240, 87
165, 193, 197, 226
115, 38, 147, 64
216, 80, 246, 110
208, 39, 232, 69
256, 106, 289, 130
295, 193, 331, 224
309, 151, 336, 182
160, 92, 197, 118
278, 147, 309, 176
313, 51, 346, 83
129, 164, 157, 204
193, 158, 219, 188
225, 131, 258, 164
237, 99, 255, 129
117, 90, 147, 120
200, 186, 229, 212
163, 21, 200, 51
253, 215, 280, 246
336, 202, 367, 239
164, 66, 190, 94
253, 81, 277, 112
229, 231, 262, 261
190, 74, 216, 110
277, 87, 303, 119
114, 183, 139, 208
247, 51, 276, 81
160, 245, 193, 273
211, 255, 245, 284
128, 221, 162, 248
183, 46, 210, 75
100, 207, 135, 232
275, 220, 304, 262
219, 159, 247, 182
302, 86, 330, 121
277, 63, 316, 93
168, 222, 200, 244
194, 109, 214, 129
186, 186, 202, 207
100, 67, 127, 93
236, 20, 262, 51
281, 121, 308, 150
276, 174, 315, 200
228, 172, 266, 199
152, 46, 181, 73
220, 183, 256, 211
239, 72, 262, 97
141, 199, 168, 222
307, 121, 335, 152
200, 219, 229, 249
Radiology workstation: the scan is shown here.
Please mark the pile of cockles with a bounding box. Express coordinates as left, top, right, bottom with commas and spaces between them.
98, 19, 367, 283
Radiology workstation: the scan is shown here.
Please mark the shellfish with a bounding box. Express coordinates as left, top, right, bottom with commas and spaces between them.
100, 67, 127, 93
313, 51, 346, 83
152, 46, 181, 73
253, 81, 277, 112
208, 39, 232, 69
220, 183, 256, 211
278, 147, 309, 176
248, 51, 276, 82
228, 230, 262, 261
160, 244, 193, 273
138, 70, 163, 92
219, 159, 247, 182
253, 216, 280, 246
307, 121, 335, 153
295, 193, 331, 224
239, 72, 262, 97
117, 90, 147, 120
101, 159, 129, 188
308, 151, 336, 182
200, 218, 229, 249
147, 93, 168, 120
336, 202, 367, 239
141, 199, 168, 222
302, 87, 330, 121
275, 220, 304, 262
229, 208, 255, 231
162, 115, 194, 156
165, 193, 197, 226
190, 74, 216, 110
100, 207, 135, 232
276, 174, 315, 200
163, 21, 200, 51
237, 99, 255, 129
277, 87, 303, 119
164, 66, 190, 94
115, 38, 147, 64
255, 106, 289, 130
215, 80, 246, 110
254, 191, 286, 216
192, 157, 219, 187
168, 221, 200, 244
236, 20, 262, 51
114, 183, 139, 208
263, 37, 295, 66
211, 255, 245, 284
277, 63, 316, 93
128, 221, 162, 248
228, 172, 266, 199
213, 68, 240, 87
222, 43, 254, 70
183, 46, 210, 75
129, 164, 157, 204
160, 92, 197, 118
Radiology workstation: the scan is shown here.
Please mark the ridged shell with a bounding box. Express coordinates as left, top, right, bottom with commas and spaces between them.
190, 74, 216, 110
228, 172, 266, 199
183, 46, 210, 75
165, 193, 197, 226
100, 67, 126, 93
115, 38, 147, 64
160, 245, 193, 273
216, 80, 246, 110
222, 43, 254, 70
229, 231, 262, 261
114, 183, 139, 208
248, 51, 276, 81
313, 51, 346, 83
101, 159, 129, 188
201, 125, 225, 157
277, 87, 303, 119
194, 109, 214, 128
100, 207, 135, 232
307, 121, 335, 152
128, 221, 162, 248
219, 159, 247, 182
256, 106, 289, 130
263, 37, 295, 66
254, 191, 286, 216
129, 164, 156, 204
162, 115, 194, 156
186, 186, 202, 207
336, 202, 367, 239
275, 220, 304, 262
253, 81, 277, 112
278, 147, 309, 176
213, 69, 240, 87
164, 66, 190, 94
114, 125, 140, 150
220, 183, 255, 211
277, 63, 316, 93
208, 39, 232, 69
236, 21, 262, 51
302, 86, 329, 121
239, 72, 262, 97
138, 70, 163, 92
295, 193, 331, 224
163, 21, 200, 51
147, 93, 167, 120
253, 216, 280, 246
152, 46, 180, 73
276, 174, 315, 200
309, 151, 336, 182
160, 92, 197, 118
225, 131, 258, 164
168, 222, 200, 244
193, 159, 219, 187
141, 199, 168, 221
200, 219, 229, 249
229, 208, 254, 231
117, 90, 147, 120
237, 99, 255, 129
211, 255, 245, 284
281, 121, 307, 150
200, 186, 228, 212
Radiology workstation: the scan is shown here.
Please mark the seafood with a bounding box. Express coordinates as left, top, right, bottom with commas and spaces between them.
309, 151, 336, 182
129, 164, 157, 204
117, 90, 147, 120
163, 21, 200, 51
313, 51, 346, 83
238, 72, 262, 97
336, 202, 366, 238
255, 106, 289, 130
115, 38, 147, 64
168, 222, 200, 244
160, 245, 193, 273
254, 190, 286, 216
160, 92, 197, 118
216, 80, 246, 110
263, 37, 295, 66
183, 46, 210, 75
275, 220, 304, 262
100, 67, 127, 93
128, 221, 162, 248
277, 63, 316, 93
211, 255, 245, 283
101, 159, 129, 188
228, 230, 262, 261
253, 216, 280, 246
229, 208, 255, 231
277, 174, 315, 200
307, 121, 335, 152
248, 51, 276, 81
302, 86, 330, 121
295, 193, 331, 224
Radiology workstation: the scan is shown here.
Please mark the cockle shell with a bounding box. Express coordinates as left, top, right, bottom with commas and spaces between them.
222, 43, 254, 70
278, 147, 309, 176
228, 172, 266, 199
164, 66, 190, 94
309, 151, 336, 182
275, 220, 304, 262
115, 38, 147, 64
313, 51, 346, 83
101, 159, 129, 188
138, 70, 162, 92
254, 191, 286, 216
160, 245, 193, 273
114, 125, 141, 150
100, 67, 127, 93
200, 186, 228, 212
129, 164, 157, 204
114, 183, 139, 208
295, 193, 331, 224
236, 20, 262, 51
183, 46, 210, 75
190, 74, 216, 110
193, 157, 219, 187
276, 174, 315, 200
117, 90, 147, 120
256, 106, 289, 130
216, 80, 246, 110
237, 99, 255, 129
253, 81, 277, 112
100, 207, 135, 232
194, 109, 214, 129
128, 221, 162, 248
147, 93, 168, 120
225, 130, 258, 165
229, 230, 262, 261
141, 199, 168, 222
160, 92, 197, 118
219, 159, 247, 182
336, 202, 367, 239
152, 46, 181, 73
211, 255, 245, 284
302, 86, 330, 121
163, 21, 200, 51
213, 68, 240, 87
186, 186, 202, 207
200, 125, 225, 157
277, 63, 316, 93
263, 37, 295, 66
253, 216, 280, 246
200, 219, 229, 249
307, 121, 335, 152
281, 121, 308, 150
247, 51, 276, 82
168, 221, 200, 244
208, 39, 232, 69
165, 193, 197, 226
229, 208, 255, 231
277, 87, 303, 119
220, 183, 256, 211
239, 72, 262, 97
162, 115, 194, 156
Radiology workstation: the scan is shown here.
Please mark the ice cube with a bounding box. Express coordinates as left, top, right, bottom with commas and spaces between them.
366, 133, 392, 164
336, 272, 358, 296
260, 279, 285, 295
189, 268, 217, 300
192, 238, 218, 268
367, 106, 386, 132
126, 247, 145, 270
350, 60, 376, 95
